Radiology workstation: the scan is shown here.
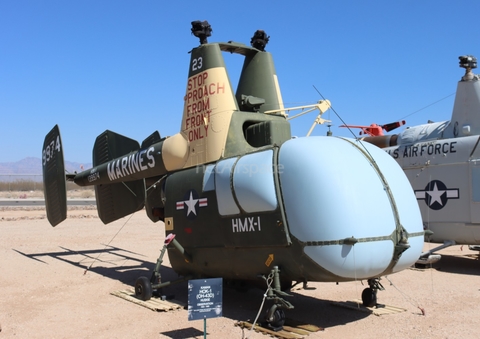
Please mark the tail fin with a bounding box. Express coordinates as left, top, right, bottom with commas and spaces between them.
236, 45, 284, 113
180, 42, 238, 167
42, 125, 67, 226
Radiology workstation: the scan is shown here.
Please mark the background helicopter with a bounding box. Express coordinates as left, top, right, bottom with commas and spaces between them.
339, 120, 406, 137
42, 21, 424, 329
360, 55, 480, 264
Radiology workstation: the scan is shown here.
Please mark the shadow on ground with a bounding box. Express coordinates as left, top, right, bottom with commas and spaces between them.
13, 244, 159, 286
14, 245, 372, 337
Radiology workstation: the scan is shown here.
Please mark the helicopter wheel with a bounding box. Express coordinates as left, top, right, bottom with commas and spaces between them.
135, 276, 153, 301
361, 287, 377, 307
265, 308, 286, 330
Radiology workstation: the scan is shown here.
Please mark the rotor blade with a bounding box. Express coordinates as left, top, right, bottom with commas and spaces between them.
339, 124, 367, 129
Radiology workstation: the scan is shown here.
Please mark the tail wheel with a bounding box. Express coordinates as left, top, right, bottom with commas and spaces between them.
135, 276, 153, 301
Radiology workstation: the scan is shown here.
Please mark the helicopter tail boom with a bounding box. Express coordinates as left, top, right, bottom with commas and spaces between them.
42, 125, 190, 226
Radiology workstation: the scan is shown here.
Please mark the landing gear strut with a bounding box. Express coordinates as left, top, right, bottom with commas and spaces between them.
260, 266, 294, 331
134, 234, 191, 301
361, 278, 384, 307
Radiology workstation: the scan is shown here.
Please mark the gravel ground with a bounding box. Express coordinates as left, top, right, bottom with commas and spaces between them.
1, 205, 479, 339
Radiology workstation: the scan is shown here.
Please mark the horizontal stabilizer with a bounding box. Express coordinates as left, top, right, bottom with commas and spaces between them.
42, 125, 67, 226
93, 130, 146, 224
95, 181, 145, 224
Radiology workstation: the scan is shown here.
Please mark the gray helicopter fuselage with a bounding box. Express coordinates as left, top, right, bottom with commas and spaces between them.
369, 61, 480, 245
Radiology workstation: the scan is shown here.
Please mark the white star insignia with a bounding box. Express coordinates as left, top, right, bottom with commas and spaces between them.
184, 191, 199, 216
426, 183, 445, 206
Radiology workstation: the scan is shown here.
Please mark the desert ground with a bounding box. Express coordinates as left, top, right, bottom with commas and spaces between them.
1, 191, 479, 338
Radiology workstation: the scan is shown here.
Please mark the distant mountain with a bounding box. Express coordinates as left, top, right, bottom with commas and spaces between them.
0, 157, 92, 181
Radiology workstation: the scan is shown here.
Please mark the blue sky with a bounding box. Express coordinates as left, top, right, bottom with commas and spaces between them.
2, 1, 479, 164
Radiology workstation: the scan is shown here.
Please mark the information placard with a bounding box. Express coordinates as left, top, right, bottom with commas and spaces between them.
187, 278, 223, 321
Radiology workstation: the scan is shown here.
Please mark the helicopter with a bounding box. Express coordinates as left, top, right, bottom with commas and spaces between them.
41, 21, 424, 329
339, 120, 406, 137
361, 55, 480, 264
